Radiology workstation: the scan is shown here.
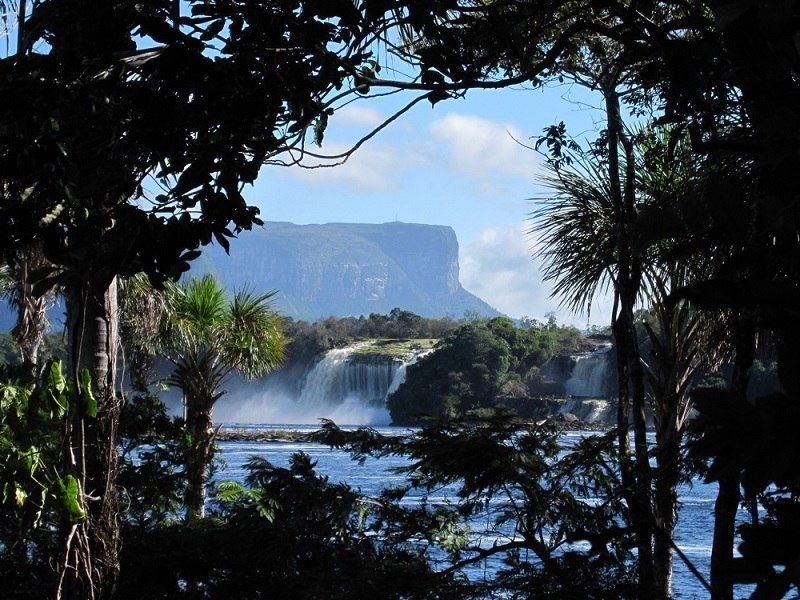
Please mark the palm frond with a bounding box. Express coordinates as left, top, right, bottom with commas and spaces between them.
165, 274, 227, 351
529, 157, 618, 316
226, 288, 286, 379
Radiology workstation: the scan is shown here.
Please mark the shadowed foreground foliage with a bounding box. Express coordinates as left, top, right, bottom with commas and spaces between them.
114, 413, 636, 599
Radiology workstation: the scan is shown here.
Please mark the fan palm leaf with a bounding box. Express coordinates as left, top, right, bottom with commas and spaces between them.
161, 273, 286, 519
531, 159, 618, 317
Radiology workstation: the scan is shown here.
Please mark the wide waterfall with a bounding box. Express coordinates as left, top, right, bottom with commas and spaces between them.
564, 346, 612, 398
298, 347, 404, 408
214, 343, 428, 426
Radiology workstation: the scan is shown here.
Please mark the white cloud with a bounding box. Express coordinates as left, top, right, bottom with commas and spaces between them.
460, 224, 556, 320
459, 224, 611, 327
281, 140, 425, 192
275, 110, 540, 196
332, 105, 385, 128
429, 113, 535, 180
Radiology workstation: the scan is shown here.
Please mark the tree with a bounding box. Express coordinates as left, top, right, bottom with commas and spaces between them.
388, 321, 511, 424
531, 125, 662, 594
3, 1, 799, 596
163, 275, 285, 519
388, 317, 557, 425
312, 415, 638, 598
118, 273, 166, 394
0, 3, 424, 595
0, 246, 56, 377
531, 119, 740, 597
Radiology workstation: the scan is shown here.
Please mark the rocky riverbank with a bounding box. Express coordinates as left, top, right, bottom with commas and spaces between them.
215, 413, 612, 443
215, 428, 311, 443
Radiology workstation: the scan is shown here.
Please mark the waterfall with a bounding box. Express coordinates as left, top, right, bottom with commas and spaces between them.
565, 347, 611, 398
386, 348, 434, 396
343, 360, 399, 404
215, 343, 430, 426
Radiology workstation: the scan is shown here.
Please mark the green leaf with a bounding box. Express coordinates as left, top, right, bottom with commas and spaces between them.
47, 360, 67, 395
215, 480, 247, 503
57, 475, 86, 524
45, 360, 69, 415
79, 369, 98, 418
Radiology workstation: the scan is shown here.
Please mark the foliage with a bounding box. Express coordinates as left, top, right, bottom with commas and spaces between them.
163, 274, 286, 518
0, 1, 413, 288
117, 451, 453, 600
0, 332, 68, 369
388, 322, 506, 424
1, 1, 799, 598
164, 275, 286, 400
0, 361, 102, 597
283, 309, 462, 358
112, 413, 637, 599
117, 392, 187, 528
688, 326, 800, 598
2, 2, 419, 593
388, 317, 561, 425
311, 415, 637, 598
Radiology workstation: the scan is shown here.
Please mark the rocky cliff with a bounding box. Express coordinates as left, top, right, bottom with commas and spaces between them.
193, 221, 501, 321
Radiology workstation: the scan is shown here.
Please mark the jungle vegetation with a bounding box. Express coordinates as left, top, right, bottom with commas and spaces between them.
1, 1, 799, 599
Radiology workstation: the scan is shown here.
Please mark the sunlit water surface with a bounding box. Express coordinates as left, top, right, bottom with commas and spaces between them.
216, 424, 746, 599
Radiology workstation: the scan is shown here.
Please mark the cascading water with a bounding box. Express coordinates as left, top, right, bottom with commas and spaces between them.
564, 347, 612, 398
558, 346, 615, 423
216, 343, 429, 426
298, 347, 404, 407
343, 360, 400, 404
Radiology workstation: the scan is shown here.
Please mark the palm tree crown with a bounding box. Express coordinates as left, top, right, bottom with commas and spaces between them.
162, 274, 286, 519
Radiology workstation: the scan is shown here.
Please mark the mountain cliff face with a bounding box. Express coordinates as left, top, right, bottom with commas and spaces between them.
194, 221, 501, 321
0, 222, 500, 329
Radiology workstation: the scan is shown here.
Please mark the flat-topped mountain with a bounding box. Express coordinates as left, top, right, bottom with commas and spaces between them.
0, 222, 500, 330
194, 221, 501, 321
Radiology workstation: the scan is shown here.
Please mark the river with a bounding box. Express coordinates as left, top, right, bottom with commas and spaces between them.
215, 424, 747, 599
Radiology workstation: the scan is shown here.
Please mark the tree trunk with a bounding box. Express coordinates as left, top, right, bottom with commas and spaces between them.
710, 475, 740, 600
63, 277, 121, 600
11, 244, 52, 378
604, 77, 655, 598
653, 412, 680, 600
184, 400, 216, 520
709, 313, 754, 600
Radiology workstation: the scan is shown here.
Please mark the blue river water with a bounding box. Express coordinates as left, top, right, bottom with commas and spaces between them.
215, 424, 746, 599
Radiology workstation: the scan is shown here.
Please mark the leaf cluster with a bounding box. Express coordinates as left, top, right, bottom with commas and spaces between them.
0, 361, 100, 597
388, 317, 557, 425
312, 415, 637, 598
117, 450, 452, 600
688, 325, 800, 596
0, 0, 402, 289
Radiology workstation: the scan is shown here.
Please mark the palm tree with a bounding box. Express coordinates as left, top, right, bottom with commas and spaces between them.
118, 273, 167, 394
531, 123, 732, 598
531, 122, 658, 594
163, 275, 286, 519
0, 244, 57, 377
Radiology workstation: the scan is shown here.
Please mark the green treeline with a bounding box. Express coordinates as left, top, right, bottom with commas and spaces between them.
388, 316, 576, 424
3, 1, 800, 599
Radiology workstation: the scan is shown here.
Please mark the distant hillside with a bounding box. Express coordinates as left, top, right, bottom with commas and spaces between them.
193, 221, 502, 321
1, 222, 502, 328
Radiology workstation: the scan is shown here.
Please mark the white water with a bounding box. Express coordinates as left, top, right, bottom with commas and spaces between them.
565, 347, 612, 397
214, 345, 429, 426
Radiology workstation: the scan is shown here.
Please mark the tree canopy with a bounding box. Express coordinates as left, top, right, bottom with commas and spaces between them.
388, 317, 559, 424
2, 1, 800, 599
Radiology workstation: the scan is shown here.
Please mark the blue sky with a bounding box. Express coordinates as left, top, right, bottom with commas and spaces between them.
2, 12, 611, 328
243, 83, 612, 328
